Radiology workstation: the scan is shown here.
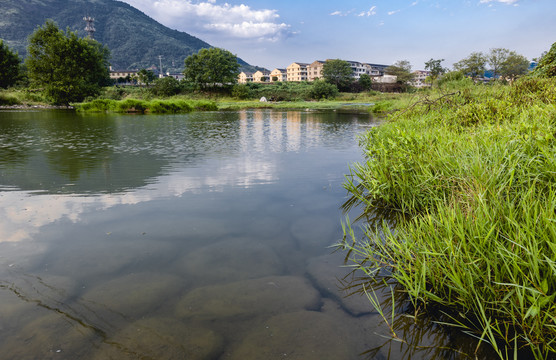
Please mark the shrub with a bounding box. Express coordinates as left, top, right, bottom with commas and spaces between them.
308, 79, 338, 100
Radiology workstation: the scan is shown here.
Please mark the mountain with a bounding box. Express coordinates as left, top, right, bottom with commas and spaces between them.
0, 0, 262, 73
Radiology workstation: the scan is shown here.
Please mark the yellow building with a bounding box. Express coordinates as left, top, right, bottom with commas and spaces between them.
253, 70, 271, 83
269, 68, 287, 82
307, 61, 325, 81
238, 72, 253, 84
286, 62, 309, 82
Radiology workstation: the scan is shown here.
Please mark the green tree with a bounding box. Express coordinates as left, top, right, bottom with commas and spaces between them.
0, 40, 21, 89
25, 20, 110, 105
151, 76, 181, 97
532, 42, 556, 78
322, 59, 353, 90
424, 58, 446, 83
308, 79, 338, 99
500, 51, 529, 80
358, 74, 372, 91
487, 48, 510, 78
453, 52, 487, 79
183, 47, 240, 90
137, 69, 156, 86
386, 60, 414, 85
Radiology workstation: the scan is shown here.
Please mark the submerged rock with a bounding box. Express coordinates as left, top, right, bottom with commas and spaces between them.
92, 317, 223, 360
81, 272, 184, 319
175, 275, 321, 319
174, 237, 284, 285
227, 310, 358, 360
306, 253, 374, 316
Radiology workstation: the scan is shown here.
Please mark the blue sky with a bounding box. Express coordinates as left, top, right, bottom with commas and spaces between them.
120, 0, 556, 71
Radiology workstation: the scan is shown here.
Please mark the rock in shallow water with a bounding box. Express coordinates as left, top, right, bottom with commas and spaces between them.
175, 275, 321, 319
306, 253, 374, 316
92, 317, 223, 360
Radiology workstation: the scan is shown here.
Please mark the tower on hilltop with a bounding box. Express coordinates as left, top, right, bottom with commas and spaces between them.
83, 16, 95, 39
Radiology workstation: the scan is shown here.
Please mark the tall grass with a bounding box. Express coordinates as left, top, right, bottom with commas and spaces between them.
341, 78, 556, 358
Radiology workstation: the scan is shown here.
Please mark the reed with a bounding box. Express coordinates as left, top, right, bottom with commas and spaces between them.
341, 78, 556, 358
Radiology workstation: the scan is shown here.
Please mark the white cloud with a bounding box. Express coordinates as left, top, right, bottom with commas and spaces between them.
120, 0, 292, 41
388, 10, 401, 15
357, 6, 377, 17
479, 0, 519, 4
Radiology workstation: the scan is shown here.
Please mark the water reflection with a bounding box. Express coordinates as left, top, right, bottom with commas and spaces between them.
4, 109, 478, 359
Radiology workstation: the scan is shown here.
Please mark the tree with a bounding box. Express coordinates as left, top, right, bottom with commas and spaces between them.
137, 69, 156, 86
25, 20, 110, 104
386, 60, 414, 85
358, 74, 372, 91
500, 51, 529, 80
453, 52, 487, 79
308, 79, 338, 100
183, 47, 240, 90
322, 59, 353, 90
532, 42, 556, 78
0, 40, 21, 89
151, 76, 181, 97
424, 58, 446, 83
487, 48, 510, 78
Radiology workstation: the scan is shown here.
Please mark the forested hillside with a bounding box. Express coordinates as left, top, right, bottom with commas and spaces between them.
0, 0, 260, 73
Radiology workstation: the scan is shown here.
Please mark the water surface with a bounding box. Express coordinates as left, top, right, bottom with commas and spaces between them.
0, 109, 482, 359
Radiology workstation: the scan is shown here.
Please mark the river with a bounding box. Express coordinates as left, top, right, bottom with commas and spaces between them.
0, 109, 486, 359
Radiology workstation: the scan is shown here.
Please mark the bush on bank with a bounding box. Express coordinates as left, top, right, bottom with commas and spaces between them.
342, 78, 556, 359
77, 98, 217, 114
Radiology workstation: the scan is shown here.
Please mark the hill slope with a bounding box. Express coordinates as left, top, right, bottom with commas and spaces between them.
0, 0, 261, 73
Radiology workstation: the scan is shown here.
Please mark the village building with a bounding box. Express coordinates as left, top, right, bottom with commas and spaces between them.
253, 70, 271, 83
109, 69, 139, 80
286, 62, 309, 82
411, 70, 431, 88
307, 61, 325, 81
238, 72, 253, 84
269, 68, 287, 82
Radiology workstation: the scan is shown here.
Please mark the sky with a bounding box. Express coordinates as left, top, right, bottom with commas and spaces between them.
118, 0, 556, 71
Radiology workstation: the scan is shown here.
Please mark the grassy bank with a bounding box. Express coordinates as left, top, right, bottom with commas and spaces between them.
341, 78, 556, 358
76, 98, 218, 113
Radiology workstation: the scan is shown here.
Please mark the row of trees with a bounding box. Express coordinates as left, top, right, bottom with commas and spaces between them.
2, 19, 556, 104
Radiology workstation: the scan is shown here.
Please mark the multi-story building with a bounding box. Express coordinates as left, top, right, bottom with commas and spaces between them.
269, 68, 287, 82
253, 70, 271, 83
286, 62, 309, 82
238, 72, 253, 84
307, 60, 325, 81
345, 61, 369, 80
411, 70, 431, 87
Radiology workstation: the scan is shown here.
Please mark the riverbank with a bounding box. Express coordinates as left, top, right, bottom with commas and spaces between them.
341, 77, 556, 359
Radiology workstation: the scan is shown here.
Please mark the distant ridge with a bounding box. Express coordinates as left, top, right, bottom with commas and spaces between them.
0, 0, 263, 73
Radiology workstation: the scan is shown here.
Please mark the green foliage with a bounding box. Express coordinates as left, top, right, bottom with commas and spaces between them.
0, 92, 21, 105
77, 98, 217, 113
437, 71, 474, 89
0, 40, 21, 89
25, 20, 110, 105
137, 69, 156, 86
232, 84, 251, 100
183, 48, 240, 90
322, 59, 353, 90
386, 60, 414, 85
308, 79, 338, 100
424, 58, 446, 82
358, 74, 372, 91
532, 42, 556, 78
454, 52, 487, 79
150, 76, 181, 97
488, 48, 530, 80
342, 78, 556, 358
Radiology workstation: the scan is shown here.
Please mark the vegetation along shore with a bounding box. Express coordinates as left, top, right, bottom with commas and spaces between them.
340, 44, 556, 359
